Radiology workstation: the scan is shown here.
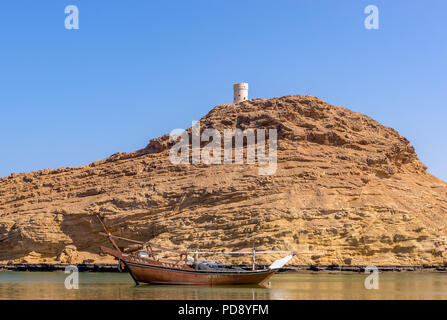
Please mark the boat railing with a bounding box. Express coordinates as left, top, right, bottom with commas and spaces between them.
186, 251, 296, 255
187, 249, 297, 271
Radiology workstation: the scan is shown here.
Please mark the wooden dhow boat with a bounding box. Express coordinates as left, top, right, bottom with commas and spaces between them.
98, 217, 295, 286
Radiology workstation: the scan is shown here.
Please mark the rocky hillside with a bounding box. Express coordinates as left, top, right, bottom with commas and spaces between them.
1, 95, 447, 266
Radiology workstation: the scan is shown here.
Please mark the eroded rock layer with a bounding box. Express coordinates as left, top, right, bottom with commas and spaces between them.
1, 95, 446, 265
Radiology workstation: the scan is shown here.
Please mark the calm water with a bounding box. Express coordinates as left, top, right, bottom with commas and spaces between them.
1, 271, 447, 300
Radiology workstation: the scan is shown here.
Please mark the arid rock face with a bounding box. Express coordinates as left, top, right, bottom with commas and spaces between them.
1, 95, 447, 265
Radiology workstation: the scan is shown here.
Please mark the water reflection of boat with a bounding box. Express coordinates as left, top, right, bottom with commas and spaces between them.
98, 217, 295, 286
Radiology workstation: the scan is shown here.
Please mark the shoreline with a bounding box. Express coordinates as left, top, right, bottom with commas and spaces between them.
1, 264, 447, 272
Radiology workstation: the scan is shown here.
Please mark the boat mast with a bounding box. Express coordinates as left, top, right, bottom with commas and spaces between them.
252, 247, 256, 271
96, 215, 121, 253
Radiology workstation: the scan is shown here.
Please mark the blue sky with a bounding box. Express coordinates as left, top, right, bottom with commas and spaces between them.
0, 1, 446, 180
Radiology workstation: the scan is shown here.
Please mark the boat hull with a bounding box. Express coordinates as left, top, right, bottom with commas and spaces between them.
101, 246, 275, 286
127, 261, 275, 285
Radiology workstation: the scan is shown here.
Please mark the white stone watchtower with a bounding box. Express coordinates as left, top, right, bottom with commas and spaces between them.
233, 83, 248, 103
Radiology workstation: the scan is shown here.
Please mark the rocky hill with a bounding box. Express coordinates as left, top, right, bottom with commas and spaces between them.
1, 95, 447, 266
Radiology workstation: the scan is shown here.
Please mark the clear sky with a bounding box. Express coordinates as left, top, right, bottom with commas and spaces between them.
0, 1, 446, 180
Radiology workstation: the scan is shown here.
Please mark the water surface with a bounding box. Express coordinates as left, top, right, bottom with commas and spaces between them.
1, 271, 447, 300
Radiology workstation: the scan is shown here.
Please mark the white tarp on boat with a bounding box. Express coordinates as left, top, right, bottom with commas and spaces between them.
268, 254, 295, 270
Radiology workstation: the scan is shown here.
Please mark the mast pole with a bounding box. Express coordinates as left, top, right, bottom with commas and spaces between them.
96, 215, 121, 253
252, 247, 256, 271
